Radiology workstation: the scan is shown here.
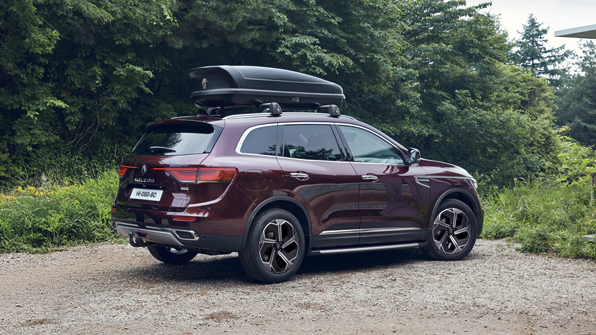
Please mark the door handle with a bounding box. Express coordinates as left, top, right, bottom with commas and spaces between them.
290, 172, 309, 180
362, 174, 378, 181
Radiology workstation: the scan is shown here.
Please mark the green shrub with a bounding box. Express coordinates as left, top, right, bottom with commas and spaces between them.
0, 171, 119, 253
481, 134, 596, 260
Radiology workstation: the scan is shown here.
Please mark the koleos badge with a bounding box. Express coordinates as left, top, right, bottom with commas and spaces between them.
202, 78, 208, 89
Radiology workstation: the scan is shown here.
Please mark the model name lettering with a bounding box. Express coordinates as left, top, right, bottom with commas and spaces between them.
134, 178, 155, 183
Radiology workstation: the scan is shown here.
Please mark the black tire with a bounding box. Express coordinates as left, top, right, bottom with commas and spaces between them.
422, 199, 478, 261
147, 246, 198, 265
239, 208, 305, 283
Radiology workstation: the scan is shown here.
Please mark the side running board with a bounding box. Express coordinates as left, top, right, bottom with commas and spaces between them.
308, 242, 426, 256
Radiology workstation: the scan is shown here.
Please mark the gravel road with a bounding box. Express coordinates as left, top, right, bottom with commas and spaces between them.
0, 239, 595, 334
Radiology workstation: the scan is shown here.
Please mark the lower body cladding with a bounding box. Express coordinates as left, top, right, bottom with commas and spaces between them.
113, 221, 242, 254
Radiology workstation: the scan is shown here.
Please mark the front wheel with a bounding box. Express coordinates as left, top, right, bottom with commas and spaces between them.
422, 199, 478, 261
239, 208, 305, 283
147, 246, 198, 265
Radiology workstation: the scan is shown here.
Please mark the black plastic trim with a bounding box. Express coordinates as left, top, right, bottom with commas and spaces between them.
241, 196, 312, 251
180, 235, 242, 252
429, 188, 483, 237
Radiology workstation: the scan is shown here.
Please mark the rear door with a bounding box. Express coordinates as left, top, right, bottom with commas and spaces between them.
115, 121, 225, 215
337, 125, 428, 245
276, 123, 360, 248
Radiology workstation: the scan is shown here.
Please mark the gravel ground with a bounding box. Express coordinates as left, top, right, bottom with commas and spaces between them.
0, 239, 595, 334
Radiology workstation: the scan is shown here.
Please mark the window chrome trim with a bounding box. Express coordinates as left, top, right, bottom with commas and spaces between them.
233, 121, 411, 165
276, 156, 352, 164
235, 123, 279, 157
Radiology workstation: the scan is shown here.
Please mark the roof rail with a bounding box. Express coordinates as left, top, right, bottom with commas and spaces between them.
260, 102, 282, 116
317, 105, 341, 117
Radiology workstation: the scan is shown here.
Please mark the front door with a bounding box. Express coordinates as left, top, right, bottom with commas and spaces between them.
337, 125, 429, 245
277, 124, 360, 248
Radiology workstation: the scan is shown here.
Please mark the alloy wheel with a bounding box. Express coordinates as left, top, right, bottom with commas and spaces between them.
432, 207, 471, 255
259, 219, 299, 273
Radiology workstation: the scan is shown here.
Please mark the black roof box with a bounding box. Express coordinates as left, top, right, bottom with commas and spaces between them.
189, 66, 344, 109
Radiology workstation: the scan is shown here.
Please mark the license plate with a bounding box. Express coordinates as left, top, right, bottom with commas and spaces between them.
130, 188, 163, 201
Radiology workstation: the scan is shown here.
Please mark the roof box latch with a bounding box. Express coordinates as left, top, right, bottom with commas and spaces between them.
261, 102, 282, 116
318, 105, 341, 117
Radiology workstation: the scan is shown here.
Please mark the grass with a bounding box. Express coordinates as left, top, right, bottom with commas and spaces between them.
481, 179, 596, 260
0, 171, 120, 253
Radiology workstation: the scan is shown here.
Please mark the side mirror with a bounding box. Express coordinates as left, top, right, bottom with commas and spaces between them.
407, 148, 421, 165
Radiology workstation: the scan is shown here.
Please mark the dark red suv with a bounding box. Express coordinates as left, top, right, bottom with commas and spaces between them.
112, 66, 483, 283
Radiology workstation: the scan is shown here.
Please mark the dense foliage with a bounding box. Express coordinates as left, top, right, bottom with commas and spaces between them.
2, 0, 596, 258
0, 0, 177, 187
0, 0, 564, 189
556, 41, 596, 147
482, 135, 596, 259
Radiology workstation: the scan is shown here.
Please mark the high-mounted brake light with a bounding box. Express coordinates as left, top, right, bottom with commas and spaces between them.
153, 167, 236, 184
119, 165, 138, 177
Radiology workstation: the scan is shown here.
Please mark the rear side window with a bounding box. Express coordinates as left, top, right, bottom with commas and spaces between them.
132, 122, 222, 156
239, 125, 277, 156
282, 124, 343, 161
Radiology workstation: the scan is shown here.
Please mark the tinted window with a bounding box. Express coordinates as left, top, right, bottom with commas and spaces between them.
283, 125, 342, 161
240, 125, 277, 156
132, 122, 222, 156
339, 126, 404, 165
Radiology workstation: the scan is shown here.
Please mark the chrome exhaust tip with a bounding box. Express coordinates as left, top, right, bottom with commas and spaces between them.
129, 232, 149, 247
167, 229, 200, 241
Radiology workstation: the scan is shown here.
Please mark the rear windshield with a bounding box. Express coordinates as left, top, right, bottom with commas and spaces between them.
132, 122, 222, 156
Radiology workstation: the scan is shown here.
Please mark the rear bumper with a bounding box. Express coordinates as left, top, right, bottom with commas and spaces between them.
112, 220, 242, 252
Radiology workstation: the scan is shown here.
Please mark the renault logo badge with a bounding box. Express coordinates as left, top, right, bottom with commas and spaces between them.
202, 78, 208, 90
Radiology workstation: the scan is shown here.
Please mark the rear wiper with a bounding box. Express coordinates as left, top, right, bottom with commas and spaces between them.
149, 146, 176, 153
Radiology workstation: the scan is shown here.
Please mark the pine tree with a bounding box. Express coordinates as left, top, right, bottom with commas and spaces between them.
510, 14, 572, 87
556, 41, 596, 146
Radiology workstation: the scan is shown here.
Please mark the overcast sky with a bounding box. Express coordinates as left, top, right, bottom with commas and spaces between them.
465, 0, 596, 57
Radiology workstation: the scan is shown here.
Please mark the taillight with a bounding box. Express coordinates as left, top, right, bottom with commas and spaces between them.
119, 165, 138, 177
197, 168, 236, 182
153, 167, 236, 184
153, 168, 197, 183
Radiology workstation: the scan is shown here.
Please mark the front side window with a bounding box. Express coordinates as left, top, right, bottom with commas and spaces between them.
339, 126, 404, 165
239, 125, 277, 156
132, 122, 222, 156
282, 124, 343, 161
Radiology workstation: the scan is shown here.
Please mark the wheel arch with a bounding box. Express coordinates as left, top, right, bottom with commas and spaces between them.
241, 197, 312, 251
430, 189, 483, 237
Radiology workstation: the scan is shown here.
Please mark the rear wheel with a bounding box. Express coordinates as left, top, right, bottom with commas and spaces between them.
239, 208, 305, 283
422, 199, 478, 261
147, 246, 198, 265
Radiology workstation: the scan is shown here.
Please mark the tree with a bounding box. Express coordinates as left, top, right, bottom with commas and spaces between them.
376, 0, 560, 186
509, 14, 572, 87
0, 0, 177, 187
0, 0, 564, 189
556, 41, 596, 146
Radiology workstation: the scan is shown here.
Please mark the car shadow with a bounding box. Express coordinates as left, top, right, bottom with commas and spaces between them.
110, 247, 435, 285
298, 247, 428, 276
